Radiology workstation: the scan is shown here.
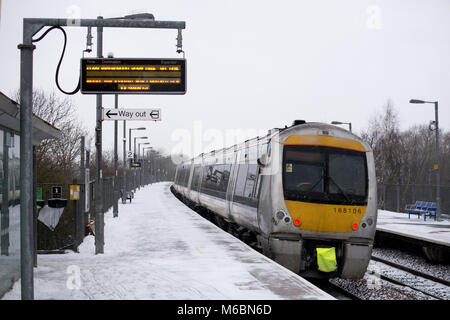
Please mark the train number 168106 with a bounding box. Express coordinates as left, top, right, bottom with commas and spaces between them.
333, 207, 362, 214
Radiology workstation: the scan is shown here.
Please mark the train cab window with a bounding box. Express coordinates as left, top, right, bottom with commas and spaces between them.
283, 145, 367, 205
328, 153, 366, 198
284, 151, 325, 193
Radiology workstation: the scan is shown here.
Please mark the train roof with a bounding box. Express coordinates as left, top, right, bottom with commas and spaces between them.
177, 120, 366, 166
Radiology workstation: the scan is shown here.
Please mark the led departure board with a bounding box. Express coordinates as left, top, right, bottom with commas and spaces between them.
80, 58, 186, 94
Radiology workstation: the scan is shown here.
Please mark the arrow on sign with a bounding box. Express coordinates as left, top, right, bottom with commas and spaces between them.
106, 110, 118, 118
150, 110, 159, 119
102, 108, 162, 121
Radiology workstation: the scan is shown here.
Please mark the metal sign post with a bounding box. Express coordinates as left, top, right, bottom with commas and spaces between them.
113, 94, 118, 218
95, 16, 104, 254
18, 14, 185, 300
122, 119, 127, 204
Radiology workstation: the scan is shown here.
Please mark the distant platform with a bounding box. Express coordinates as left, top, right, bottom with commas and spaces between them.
2, 182, 332, 300
376, 210, 450, 248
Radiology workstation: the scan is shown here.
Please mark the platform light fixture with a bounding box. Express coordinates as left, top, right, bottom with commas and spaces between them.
409, 98, 440, 220
331, 121, 352, 132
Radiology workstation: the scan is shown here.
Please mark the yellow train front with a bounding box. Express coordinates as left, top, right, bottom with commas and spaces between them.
172, 120, 377, 279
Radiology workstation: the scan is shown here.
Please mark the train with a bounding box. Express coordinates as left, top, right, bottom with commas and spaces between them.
171, 120, 377, 279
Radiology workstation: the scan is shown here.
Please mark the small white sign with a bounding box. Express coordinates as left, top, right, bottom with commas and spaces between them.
127, 151, 134, 159
102, 108, 161, 121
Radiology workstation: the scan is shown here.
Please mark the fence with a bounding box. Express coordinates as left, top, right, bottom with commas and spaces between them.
378, 184, 450, 215
36, 170, 170, 251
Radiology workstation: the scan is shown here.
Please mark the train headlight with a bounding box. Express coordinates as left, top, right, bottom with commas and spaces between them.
367, 218, 373, 226
276, 211, 285, 220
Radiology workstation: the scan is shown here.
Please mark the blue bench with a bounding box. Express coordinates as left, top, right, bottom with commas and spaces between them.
120, 190, 133, 204
424, 202, 437, 221
405, 201, 436, 221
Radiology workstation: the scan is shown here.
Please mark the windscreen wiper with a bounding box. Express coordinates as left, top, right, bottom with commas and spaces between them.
302, 175, 324, 195
328, 176, 351, 203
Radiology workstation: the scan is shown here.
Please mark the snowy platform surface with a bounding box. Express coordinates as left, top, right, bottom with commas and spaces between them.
377, 210, 450, 247
2, 182, 332, 300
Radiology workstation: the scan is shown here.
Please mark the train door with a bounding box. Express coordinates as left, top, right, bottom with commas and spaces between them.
187, 159, 194, 193
229, 141, 259, 230
226, 146, 239, 216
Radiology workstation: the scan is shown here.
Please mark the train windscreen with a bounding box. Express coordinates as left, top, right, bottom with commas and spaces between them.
283, 145, 368, 205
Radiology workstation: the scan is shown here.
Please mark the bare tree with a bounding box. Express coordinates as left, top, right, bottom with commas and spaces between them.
361, 101, 450, 210
15, 89, 89, 183
361, 100, 404, 185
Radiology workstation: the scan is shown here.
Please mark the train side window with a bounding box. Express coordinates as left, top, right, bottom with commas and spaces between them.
214, 164, 225, 192
178, 167, 184, 186
220, 164, 231, 193
204, 165, 217, 190
184, 165, 191, 187
234, 164, 248, 197
180, 167, 184, 186
192, 165, 201, 190
200, 166, 206, 189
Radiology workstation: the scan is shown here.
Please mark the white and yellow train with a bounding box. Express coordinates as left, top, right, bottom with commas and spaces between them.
172, 120, 377, 279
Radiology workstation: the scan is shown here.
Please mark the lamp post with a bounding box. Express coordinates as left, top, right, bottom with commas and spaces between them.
128, 127, 146, 159
331, 121, 352, 132
134, 136, 148, 160
143, 146, 152, 184
409, 99, 440, 220
128, 128, 146, 193
133, 137, 147, 190
138, 142, 151, 160
138, 142, 150, 187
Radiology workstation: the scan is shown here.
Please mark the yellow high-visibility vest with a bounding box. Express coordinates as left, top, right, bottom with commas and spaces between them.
316, 247, 337, 272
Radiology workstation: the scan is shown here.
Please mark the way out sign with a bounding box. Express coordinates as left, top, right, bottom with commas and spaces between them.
102, 108, 161, 121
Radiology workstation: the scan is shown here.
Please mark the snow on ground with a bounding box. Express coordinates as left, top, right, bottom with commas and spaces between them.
2, 182, 332, 300
377, 210, 450, 247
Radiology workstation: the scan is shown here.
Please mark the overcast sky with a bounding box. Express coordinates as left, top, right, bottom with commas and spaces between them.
0, 0, 449, 159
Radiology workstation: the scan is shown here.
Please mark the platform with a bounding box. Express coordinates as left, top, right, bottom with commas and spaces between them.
2, 182, 332, 300
376, 210, 450, 248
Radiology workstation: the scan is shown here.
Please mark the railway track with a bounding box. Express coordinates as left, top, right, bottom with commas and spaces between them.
368, 256, 450, 300
172, 188, 450, 300
327, 255, 450, 300
371, 255, 450, 288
